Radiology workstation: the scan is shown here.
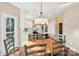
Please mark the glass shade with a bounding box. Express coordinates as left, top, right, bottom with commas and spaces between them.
34, 18, 48, 25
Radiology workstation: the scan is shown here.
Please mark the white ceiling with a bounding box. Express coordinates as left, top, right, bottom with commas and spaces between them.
10, 2, 79, 21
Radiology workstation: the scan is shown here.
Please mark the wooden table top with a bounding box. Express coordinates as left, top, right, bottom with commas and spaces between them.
19, 38, 64, 56
19, 40, 52, 56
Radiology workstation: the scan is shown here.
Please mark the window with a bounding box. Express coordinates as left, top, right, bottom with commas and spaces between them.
6, 17, 15, 41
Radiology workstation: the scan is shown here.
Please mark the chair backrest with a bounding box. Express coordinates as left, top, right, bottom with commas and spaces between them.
58, 34, 66, 41
24, 43, 47, 56
28, 33, 39, 40
4, 39, 15, 56
52, 35, 66, 56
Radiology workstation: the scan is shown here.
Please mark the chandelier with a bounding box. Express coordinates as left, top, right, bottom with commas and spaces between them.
34, 2, 48, 25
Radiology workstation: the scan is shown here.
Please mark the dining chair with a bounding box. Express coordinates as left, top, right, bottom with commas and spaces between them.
52, 40, 65, 56
52, 34, 66, 56
4, 39, 20, 56
24, 43, 47, 56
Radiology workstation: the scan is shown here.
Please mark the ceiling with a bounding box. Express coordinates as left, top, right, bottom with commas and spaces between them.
10, 2, 79, 21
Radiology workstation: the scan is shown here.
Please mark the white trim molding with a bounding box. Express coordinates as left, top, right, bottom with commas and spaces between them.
66, 44, 79, 54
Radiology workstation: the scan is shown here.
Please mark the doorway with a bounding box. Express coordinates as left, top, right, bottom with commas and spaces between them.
59, 23, 63, 34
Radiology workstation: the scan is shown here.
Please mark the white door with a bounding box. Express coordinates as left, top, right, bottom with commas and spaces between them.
0, 13, 19, 55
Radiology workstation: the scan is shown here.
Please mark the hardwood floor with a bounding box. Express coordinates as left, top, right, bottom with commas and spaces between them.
66, 48, 79, 56
18, 46, 79, 56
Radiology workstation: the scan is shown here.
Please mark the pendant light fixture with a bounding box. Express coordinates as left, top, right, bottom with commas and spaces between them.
34, 1, 48, 25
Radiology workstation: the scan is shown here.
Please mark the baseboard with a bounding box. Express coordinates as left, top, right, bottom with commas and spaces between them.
66, 45, 79, 54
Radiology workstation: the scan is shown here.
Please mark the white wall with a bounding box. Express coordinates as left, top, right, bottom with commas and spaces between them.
48, 19, 55, 38
20, 9, 32, 41
63, 6, 79, 52
20, 9, 26, 41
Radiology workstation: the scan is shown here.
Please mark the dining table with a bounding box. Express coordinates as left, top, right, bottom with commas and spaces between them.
18, 38, 64, 56
18, 39, 52, 56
